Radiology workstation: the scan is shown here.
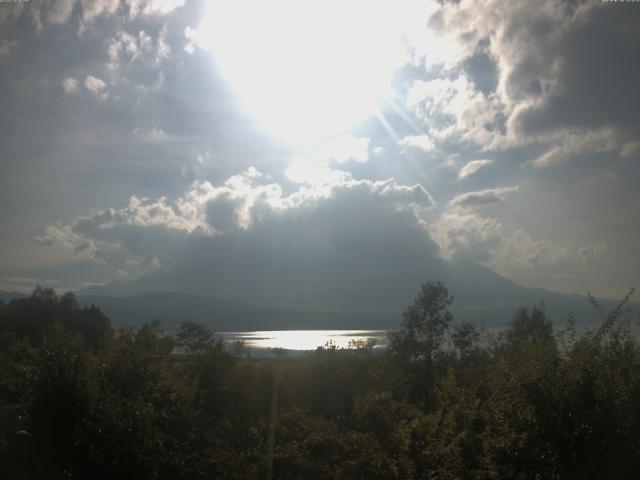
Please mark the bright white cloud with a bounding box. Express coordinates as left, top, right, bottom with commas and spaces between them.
415, 0, 640, 165
406, 74, 503, 148
284, 135, 369, 186
458, 159, 492, 179
317, 135, 370, 164
107, 31, 138, 62
183, 25, 196, 54
124, 0, 184, 18
80, 0, 119, 23
140, 0, 184, 16
433, 206, 503, 263
449, 186, 519, 208
155, 24, 171, 62
84, 75, 108, 98
400, 134, 435, 153
284, 159, 351, 187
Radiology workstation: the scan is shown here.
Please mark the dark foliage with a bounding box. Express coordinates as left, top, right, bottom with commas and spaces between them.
1, 285, 639, 479
0, 286, 111, 349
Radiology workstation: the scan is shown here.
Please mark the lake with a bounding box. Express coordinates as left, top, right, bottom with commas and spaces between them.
220, 329, 389, 351
220, 322, 640, 352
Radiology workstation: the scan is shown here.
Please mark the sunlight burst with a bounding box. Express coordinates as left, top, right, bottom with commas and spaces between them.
197, 0, 421, 146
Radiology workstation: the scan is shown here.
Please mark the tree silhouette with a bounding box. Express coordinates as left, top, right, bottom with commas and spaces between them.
389, 281, 453, 409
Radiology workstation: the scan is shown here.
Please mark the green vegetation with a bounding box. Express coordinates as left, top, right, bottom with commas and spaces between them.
1, 283, 639, 479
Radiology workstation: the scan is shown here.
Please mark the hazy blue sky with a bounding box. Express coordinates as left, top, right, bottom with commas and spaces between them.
0, 0, 638, 298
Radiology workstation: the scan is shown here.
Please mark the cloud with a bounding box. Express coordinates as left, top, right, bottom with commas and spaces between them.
80, 0, 120, 24
284, 159, 351, 187
488, 230, 605, 274
490, 229, 563, 271
84, 75, 108, 98
1, 0, 636, 300
205, 193, 242, 232
317, 134, 370, 164
62, 76, 78, 93
620, 142, 640, 159
38, 169, 434, 271
433, 207, 503, 263
577, 244, 605, 265
532, 128, 621, 167
37, 196, 196, 269
458, 159, 492, 179
433, 206, 605, 271
2, 0, 185, 31
0, 3, 29, 25
46, 0, 76, 25
0, 40, 17, 58
400, 134, 435, 153
183, 25, 196, 54
154, 24, 171, 62
107, 30, 140, 63
405, 74, 503, 148
132, 126, 170, 143
449, 186, 519, 208
512, 3, 640, 138
417, 0, 640, 165
129, 0, 185, 17
283, 135, 370, 186
150, 178, 439, 307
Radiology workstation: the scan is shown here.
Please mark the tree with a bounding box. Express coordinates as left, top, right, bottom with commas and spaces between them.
503, 304, 554, 352
0, 287, 111, 349
451, 322, 481, 360
389, 281, 453, 409
175, 320, 214, 356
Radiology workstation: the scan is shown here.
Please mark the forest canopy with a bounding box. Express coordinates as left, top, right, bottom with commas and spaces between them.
1, 283, 639, 479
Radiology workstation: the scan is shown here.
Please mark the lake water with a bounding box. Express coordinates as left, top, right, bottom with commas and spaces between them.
220, 330, 388, 351
220, 323, 640, 352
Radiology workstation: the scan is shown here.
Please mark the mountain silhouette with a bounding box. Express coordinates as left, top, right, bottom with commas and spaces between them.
76, 260, 628, 329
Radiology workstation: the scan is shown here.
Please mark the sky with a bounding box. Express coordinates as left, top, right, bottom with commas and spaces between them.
0, 0, 638, 299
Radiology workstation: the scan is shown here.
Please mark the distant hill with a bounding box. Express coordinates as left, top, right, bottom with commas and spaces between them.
77, 261, 634, 329
77, 292, 395, 331
0, 290, 27, 303
3, 282, 634, 331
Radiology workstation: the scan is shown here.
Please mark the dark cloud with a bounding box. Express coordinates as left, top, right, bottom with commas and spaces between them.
514, 3, 640, 138
36, 175, 438, 307
462, 51, 498, 96
147, 182, 441, 309
205, 193, 241, 232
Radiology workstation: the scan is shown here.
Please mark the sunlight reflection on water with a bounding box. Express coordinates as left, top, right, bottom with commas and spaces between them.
220, 330, 388, 351
220, 323, 640, 352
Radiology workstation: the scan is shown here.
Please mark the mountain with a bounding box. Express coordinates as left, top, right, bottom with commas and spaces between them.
77, 292, 394, 330
77, 261, 631, 329
73, 209, 635, 328
0, 290, 27, 303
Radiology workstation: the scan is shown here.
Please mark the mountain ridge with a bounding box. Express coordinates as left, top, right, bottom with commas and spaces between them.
74, 260, 632, 329
4, 258, 634, 330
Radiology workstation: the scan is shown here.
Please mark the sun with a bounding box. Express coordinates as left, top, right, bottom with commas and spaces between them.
197, 0, 421, 146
